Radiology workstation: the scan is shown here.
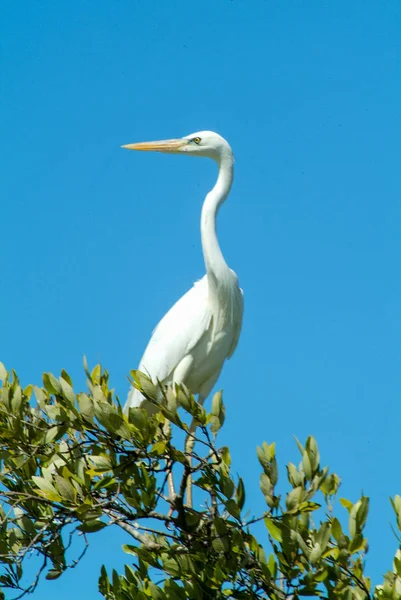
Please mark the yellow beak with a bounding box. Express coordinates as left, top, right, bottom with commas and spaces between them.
121, 138, 188, 153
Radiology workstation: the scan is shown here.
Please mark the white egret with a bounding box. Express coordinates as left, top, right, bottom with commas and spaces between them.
122, 131, 243, 504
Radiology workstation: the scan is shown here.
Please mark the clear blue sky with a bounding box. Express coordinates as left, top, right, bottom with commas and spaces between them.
1, 0, 401, 597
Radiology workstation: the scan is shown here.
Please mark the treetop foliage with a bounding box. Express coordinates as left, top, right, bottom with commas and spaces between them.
0, 360, 400, 599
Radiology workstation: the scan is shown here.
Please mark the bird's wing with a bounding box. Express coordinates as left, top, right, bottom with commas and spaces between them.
125, 276, 211, 410
227, 286, 244, 358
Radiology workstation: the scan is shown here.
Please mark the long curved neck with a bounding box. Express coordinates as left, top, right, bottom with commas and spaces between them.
201, 154, 234, 288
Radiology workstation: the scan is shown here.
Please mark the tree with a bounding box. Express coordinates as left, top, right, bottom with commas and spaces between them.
0, 361, 400, 599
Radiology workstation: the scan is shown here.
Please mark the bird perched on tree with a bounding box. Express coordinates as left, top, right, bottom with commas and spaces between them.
122, 131, 243, 416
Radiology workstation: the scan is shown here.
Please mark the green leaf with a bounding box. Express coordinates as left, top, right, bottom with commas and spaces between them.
225, 499, 240, 519
314, 568, 329, 583
263, 441, 276, 460
287, 462, 303, 487
220, 473, 235, 498
165, 386, 178, 413
394, 557, 401, 577
0, 362, 7, 381
43, 426, 60, 444
297, 501, 321, 513
54, 475, 77, 503
127, 407, 147, 429
88, 455, 112, 472
78, 393, 94, 418
349, 498, 367, 539
11, 386, 22, 412
184, 510, 203, 530
349, 533, 365, 553
162, 558, 181, 577
213, 517, 229, 552
331, 517, 342, 542
286, 486, 303, 511
349, 504, 357, 539
264, 517, 283, 542
236, 477, 245, 510
43, 372, 62, 395
122, 544, 137, 556
209, 414, 222, 435
32, 476, 61, 502
23, 384, 33, 399
340, 497, 353, 512
60, 377, 75, 405
302, 450, 312, 480
33, 386, 48, 408
316, 522, 331, 553
16, 514, 35, 535
260, 473, 273, 496
309, 542, 322, 564
83, 355, 90, 378
294, 436, 305, 456
320, 472, 340, 497
221, 446, 231, 467
46, 569, 62, 580
392, 494, 401, 516
61, 369, 73, 386
91, 364, 101, 383
306, 436, 320, 472
267, 554, 277, 577
176, 387, 193, 412
292, 529, 309, 554
78, 520, 107, 533
257, 443, 276, 479
131, 370, 158, 400
111, 569, 121, 595
151, 440, 167, 455
211, 390, 223, 415
95, 403, 131, 439
356, 496, 369, 530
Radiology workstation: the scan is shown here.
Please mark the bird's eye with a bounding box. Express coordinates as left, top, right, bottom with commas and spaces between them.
191, 137, 201, 144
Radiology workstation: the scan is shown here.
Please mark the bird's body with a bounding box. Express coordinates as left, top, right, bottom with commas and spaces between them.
123, 131, 243, 413
127, 271, 243, 410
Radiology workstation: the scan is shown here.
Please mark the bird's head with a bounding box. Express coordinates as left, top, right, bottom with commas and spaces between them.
122, 130, 233, 163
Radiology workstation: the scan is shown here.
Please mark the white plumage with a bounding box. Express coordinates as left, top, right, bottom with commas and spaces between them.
122, 131, 243, 413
